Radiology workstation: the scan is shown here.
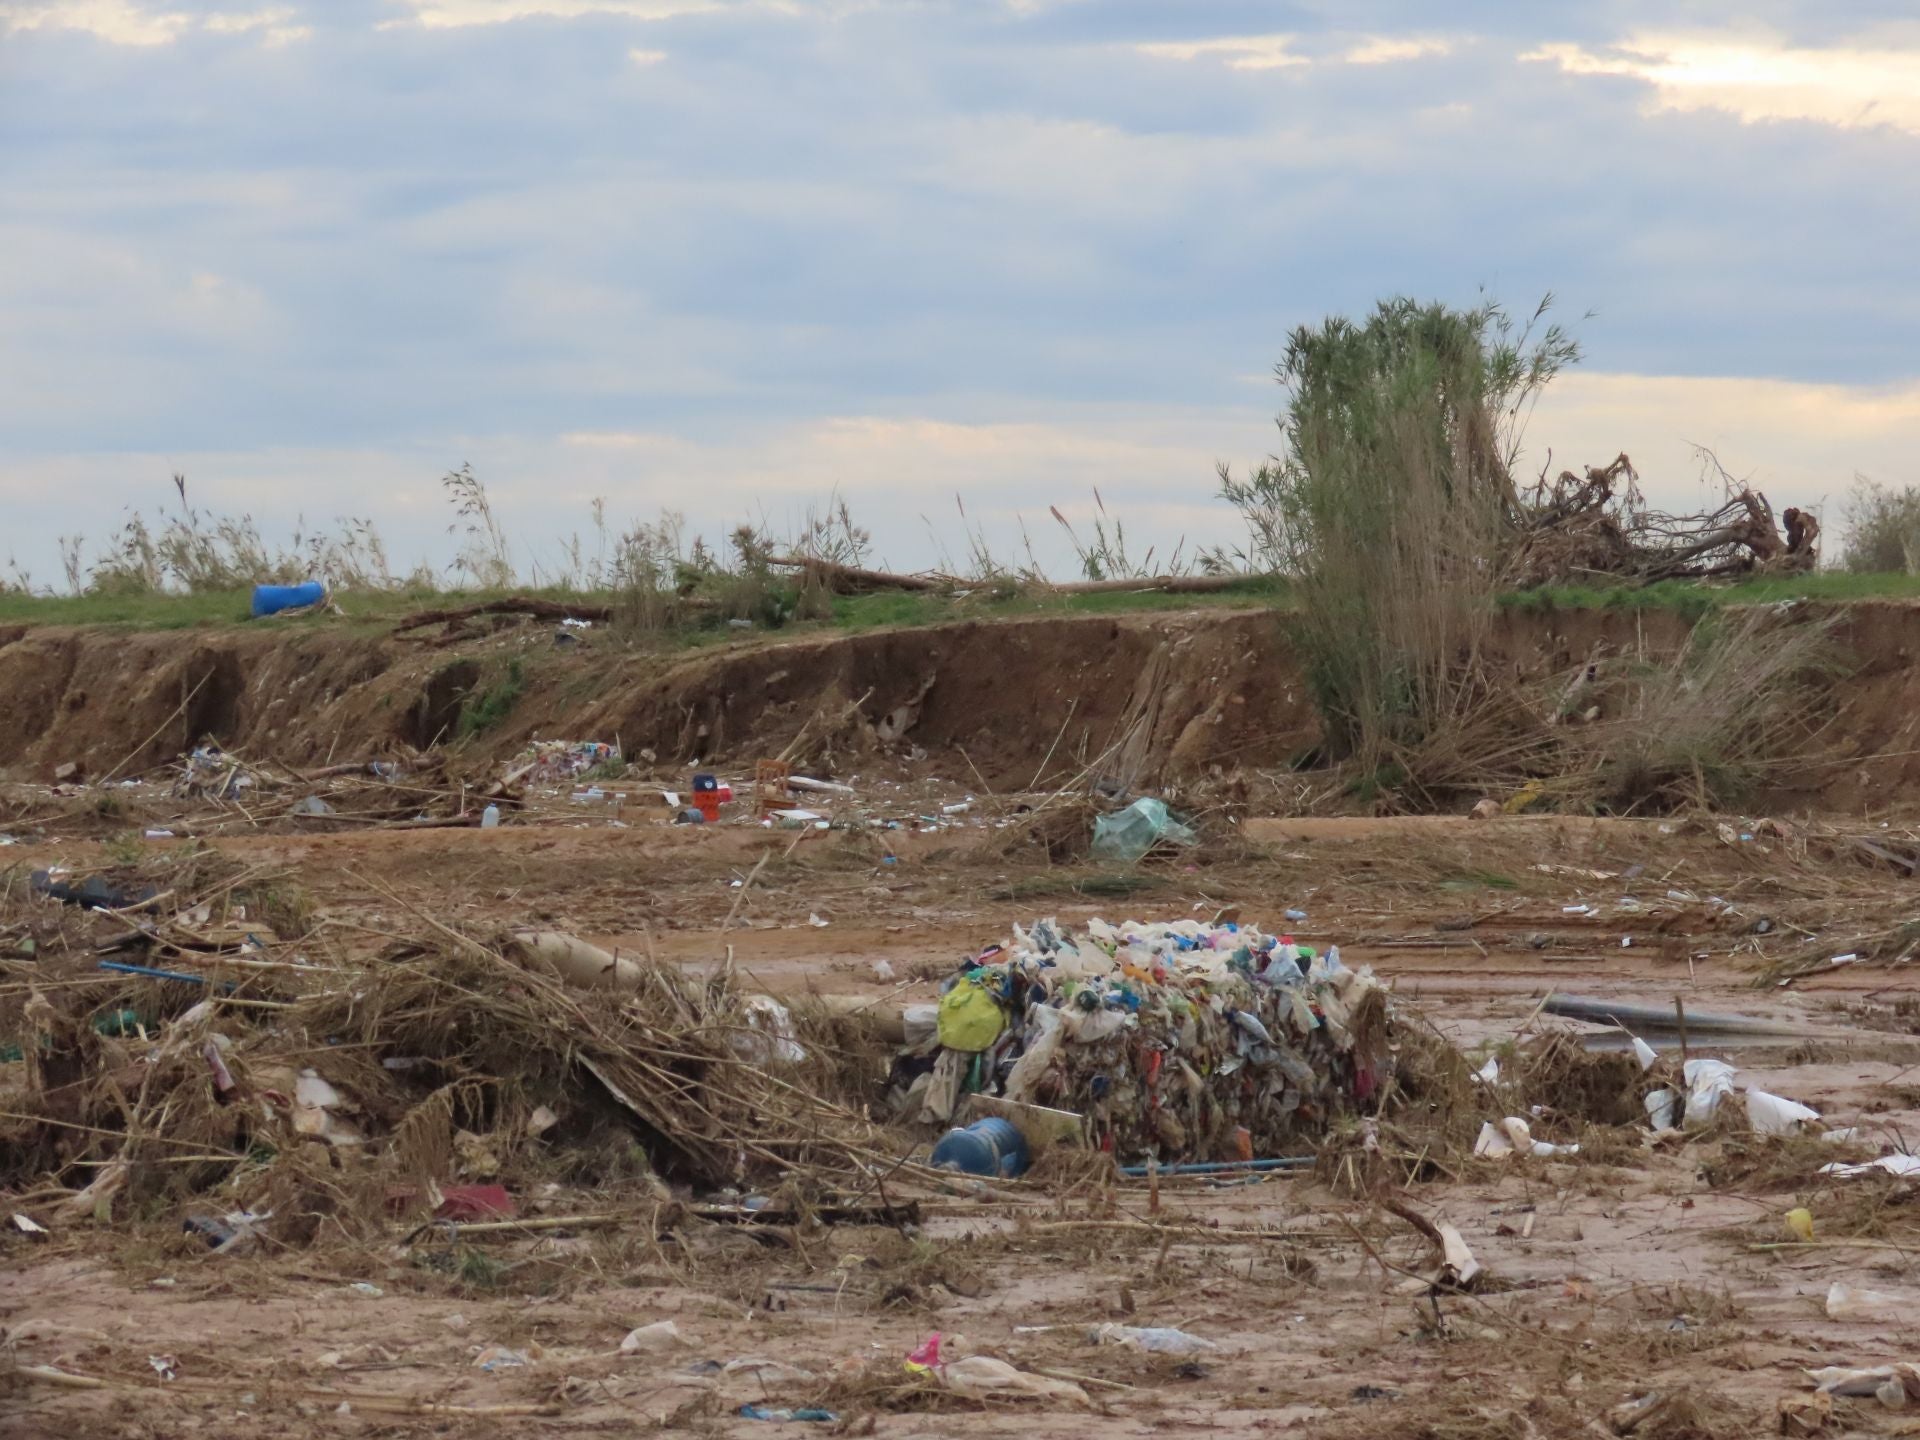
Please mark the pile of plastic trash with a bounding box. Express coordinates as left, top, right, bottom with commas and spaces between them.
893, 915, 1390, 1165
514, 740, 618, 785
170, 744, 258, 801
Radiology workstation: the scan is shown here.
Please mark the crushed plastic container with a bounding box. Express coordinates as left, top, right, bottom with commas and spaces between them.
1090, 1323, 1218, 1354
250, 581, 327, 618
1091, 797, 1197, 863
930, 1116, 1029, 1178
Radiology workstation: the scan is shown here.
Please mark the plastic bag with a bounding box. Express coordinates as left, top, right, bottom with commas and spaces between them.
1826, 1282, 1906, 1320
1003, 1005, 1066, 1104
1747, 1088, 1820, 1134
1645, 1088, 1679, 1132
1091, 1323, 1217, 1355
731, 997, 807, 1066
941, 1355, 1090, 1407
936, 979, 1006, 1053
1091, 798, 1197, 863
1682, 1058, 1736, 1125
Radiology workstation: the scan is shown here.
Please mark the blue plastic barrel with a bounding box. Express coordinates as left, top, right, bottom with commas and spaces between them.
930, 1116, 1030, 1178
251, 581, 327, 618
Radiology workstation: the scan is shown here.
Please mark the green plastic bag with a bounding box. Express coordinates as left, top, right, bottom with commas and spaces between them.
1091, 797, 1197, 863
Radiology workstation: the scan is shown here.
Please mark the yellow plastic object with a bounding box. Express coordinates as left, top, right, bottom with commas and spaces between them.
1502, 779, 1546, 814
1785, 1207, 1814, 1242
937, 980, 1007, 1053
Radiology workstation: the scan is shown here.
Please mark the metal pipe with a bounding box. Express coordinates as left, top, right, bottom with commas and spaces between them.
1542, 994, 1802, 1036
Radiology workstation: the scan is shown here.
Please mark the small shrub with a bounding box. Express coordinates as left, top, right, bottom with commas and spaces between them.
1218, 295, 1578, 795
443, 463, 515, 590
1840, 477, 1920, 574
458, 659, 526, 738
1577, 608, 1844, 811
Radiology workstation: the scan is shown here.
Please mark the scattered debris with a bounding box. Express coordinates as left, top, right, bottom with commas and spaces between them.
620, 1321, 692, 1355
1090, 797, 1196, 862
1821, 1154, 1920, 1180
1090, 1324, 1217, 1355
1473, 1116, 1580, 1159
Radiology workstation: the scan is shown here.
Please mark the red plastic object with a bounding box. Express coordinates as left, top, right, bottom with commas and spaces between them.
692, 792, 723, 822
435, 1184, 516, 1221
904, 1332, 943, 1372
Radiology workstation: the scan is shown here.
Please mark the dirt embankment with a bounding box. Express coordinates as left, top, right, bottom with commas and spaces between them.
1, 602, 1917, 805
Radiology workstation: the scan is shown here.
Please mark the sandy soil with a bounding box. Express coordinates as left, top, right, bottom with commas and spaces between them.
7, 803, 1920, 1439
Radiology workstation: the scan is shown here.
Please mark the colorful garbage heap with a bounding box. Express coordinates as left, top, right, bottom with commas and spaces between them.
514, 740, 619, 785
894, 916, 1391, 1165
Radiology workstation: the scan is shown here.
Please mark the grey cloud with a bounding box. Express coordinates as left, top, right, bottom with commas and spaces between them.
1, 0, 1916, 578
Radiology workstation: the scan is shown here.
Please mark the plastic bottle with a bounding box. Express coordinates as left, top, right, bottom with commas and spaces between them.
1090, 1323, 1218, 1354
481, 803, 500, 829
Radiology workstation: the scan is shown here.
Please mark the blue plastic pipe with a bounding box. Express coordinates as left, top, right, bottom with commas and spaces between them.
98, 960, 234, 992
251, 581, 327, 618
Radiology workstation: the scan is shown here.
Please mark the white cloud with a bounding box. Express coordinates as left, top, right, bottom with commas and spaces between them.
1525, 31, 1920, 137
0, 1, 191, 46
385, 0, 724, 27
1135, 33, 1306, 72
1529, 371, 1920, 529
1343, 36, 1451, 65
628, 45, 666, 64
0, 2, 309, 46
1135, 32, 1451, 72
203, 7, 311, 46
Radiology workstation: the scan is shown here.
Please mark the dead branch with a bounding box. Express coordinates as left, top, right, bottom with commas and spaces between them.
771, 556, 949, 594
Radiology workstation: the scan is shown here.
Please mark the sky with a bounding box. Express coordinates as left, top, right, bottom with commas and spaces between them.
2, 0, 1917, 586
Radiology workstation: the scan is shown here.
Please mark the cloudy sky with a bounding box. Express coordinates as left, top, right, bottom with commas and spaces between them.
3, 1, 1917, 585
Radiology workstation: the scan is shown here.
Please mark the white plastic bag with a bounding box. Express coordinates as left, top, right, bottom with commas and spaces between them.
1826, 1283, 1906, 1321
1091, 1323, 1217, 1355
1645, 1088, 1679, 1132
1746, 1088, 1820, 1135
1682, 1059, 1736, 1125
941, 1355, 1090, 1407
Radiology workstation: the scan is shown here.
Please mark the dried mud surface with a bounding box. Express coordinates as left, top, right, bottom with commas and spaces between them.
8, 802, 1920, 1439
5, 597, 1920, 806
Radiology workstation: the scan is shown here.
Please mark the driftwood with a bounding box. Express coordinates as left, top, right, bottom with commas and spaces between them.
776, 555, 1250, 598
1042, 573, 1249, 596
1506, 453, 1819, 587
773, 556, 947, 594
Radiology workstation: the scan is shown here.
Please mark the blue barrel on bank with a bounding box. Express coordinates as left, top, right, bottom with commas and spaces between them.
251, 581, 327, 618
930, 1116, 1030, 1178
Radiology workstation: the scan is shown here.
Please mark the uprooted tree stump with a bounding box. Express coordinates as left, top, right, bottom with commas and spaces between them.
1505, 452, 1819, 587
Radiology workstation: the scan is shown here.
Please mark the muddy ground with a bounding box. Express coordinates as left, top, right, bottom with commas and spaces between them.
7, 771, 1920, 1440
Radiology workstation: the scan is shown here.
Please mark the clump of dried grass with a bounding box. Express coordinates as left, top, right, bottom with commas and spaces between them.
1326, 1010, 1483, 1187
4, 895, 898, 1250
1572, 607, 1845, 813
295, 930, 887, 1188
1512, 1035, 1646, 1128
1696, 1130, 1874, 1193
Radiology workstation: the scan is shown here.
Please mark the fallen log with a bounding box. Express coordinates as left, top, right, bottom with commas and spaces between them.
773, 556, 949, 594
776, 555, 1257, 598
506, 930, 645, 990
1040, 574, 1252, 596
